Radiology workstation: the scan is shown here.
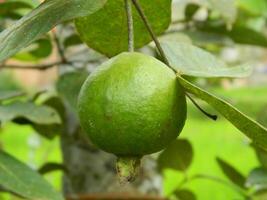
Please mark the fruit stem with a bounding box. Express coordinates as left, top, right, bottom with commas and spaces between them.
186, 93, 218, 121
131, 0, 171, 68
125, 0, 134, 52
116, 156, 141, 184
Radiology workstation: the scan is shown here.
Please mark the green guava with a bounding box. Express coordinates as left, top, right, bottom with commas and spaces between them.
78, 52, 187, 181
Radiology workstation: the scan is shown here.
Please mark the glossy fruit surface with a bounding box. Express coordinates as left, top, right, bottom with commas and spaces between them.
78, 52, 187, 156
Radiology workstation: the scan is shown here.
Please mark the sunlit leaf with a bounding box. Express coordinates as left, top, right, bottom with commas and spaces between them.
177, 76, 267, 151
0, 151, 64, 200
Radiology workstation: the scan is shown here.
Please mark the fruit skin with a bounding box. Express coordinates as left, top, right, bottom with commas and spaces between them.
78, 52, 187, 156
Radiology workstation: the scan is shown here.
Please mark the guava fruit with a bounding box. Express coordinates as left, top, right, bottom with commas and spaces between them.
78, 52, 187, 181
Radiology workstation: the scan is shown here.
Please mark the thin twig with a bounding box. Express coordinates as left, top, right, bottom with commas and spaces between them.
125, 0, 134, 52
186, 93, 218, 121
131, 0, 170, 66
0, 61, 63, 70
52, 30, 68, 64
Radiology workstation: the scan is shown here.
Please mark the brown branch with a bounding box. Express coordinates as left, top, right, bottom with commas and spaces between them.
67, 194, 168, 200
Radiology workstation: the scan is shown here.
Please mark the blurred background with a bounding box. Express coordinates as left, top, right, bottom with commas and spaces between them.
0, 0, 267, 199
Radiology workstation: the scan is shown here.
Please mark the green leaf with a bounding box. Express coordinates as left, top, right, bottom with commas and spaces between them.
57, 71, 88, 116
0, 151, 64, 200
0, 90, 24, 102
246, 168, 267, 188
14, 37, 53, 61
177, 76, 267, 151
0, 0, 107, 62
185, 3, 200, 20
32, 96, 65, 139
63, 34, 83, 48
157, 139, 193, 172
174, 189, 196, 200
0, 101, 61, 125
0, 1, 32, 19
75, 0, 172, 57
197, 22, 267, 47
252, 144, 267, 169
162, 41, 252, 78
216, 157, 246, 188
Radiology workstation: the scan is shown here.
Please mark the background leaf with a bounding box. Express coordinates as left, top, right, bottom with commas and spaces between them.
57, 71, 88, 116
252, 144, 267, 169
0, 90, 24, 102
246, 168, 267, 188
216, 157, 246, 188
157, 139, 193, 172
177, 76, 267, 151
174, 189, 196, 200
0, 1, 33, 19
197, 23, 267, 47
162, 41, 252, 78
75, 0, 172, 57
14, 37, 53, 61
0, 0, 107, 62
32, 96, 65, 139
0, 151, 63, 200
0, 101, 61, 125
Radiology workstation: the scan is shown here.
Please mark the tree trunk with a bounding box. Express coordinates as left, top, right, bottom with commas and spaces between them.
60, 111, 163, 199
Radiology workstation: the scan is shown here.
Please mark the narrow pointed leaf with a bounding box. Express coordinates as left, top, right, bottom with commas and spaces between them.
177, 76, 267, 150
216, 157, 246, 188
162, 41, 252, 78
0, 151, 64, 200
0, 0, 107, 62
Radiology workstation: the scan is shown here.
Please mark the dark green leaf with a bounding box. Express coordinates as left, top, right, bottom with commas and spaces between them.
162, 41, 252, 78
63, 34, 83, 48
158, 139, 193, 172
185, 3, 199, 20
177, 76, 267, 151
0, 101, 61, 125
0, 1, 32, 19
0, 0, 107, 62
14, 37, 53, 61
75, 0, 172, 57
0, 151, 64, 200
246, 168, 267, 188
175, 189, 196, 200
216, 157, 246, 188
252, 144, 267, 169
38, 163, 67, 175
